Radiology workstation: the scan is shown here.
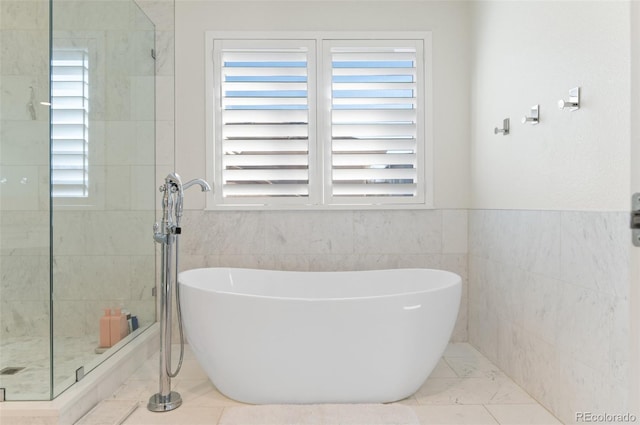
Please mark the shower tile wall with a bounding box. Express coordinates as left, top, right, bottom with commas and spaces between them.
49, 0, 158, 342
0, 0, 171, 340
135, 0, 176, 333
136, 0, 175, 177
179, 209, 469, 343
0, 0, 51, 339
468, 209, 630, 424
51, 0, 177, 343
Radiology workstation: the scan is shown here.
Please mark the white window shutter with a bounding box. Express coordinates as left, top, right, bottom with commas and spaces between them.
324, 41, 425, 205
214, 40, 316, 205
51, 50, 89, 198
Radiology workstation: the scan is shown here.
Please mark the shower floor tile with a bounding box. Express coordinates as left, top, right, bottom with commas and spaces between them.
0, 333, 141, 401
0, 335, 102, 400
76, 343, 563, 425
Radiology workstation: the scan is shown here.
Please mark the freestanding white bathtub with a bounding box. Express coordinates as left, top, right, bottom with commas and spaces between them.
178, 267, 461, 404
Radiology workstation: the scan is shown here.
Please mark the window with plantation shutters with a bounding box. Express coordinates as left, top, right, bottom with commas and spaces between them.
207, 33, 431, 209
51, 50, 89, 198
212, 40, 316, 205
325, 40, 424, 205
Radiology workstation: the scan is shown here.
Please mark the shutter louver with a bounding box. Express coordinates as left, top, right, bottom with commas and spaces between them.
219, 44, 312, 200
328, 44, 422, 203
51, 50, 89, 198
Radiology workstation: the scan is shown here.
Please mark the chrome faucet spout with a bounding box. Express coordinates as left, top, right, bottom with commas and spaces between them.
183, 178, 211, 192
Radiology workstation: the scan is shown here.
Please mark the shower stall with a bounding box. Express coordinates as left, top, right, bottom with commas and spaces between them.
0, 0, 157, 401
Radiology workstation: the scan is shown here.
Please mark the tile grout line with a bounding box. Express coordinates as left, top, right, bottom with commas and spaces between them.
217, 405, 230, 425
482, 404, 502, 425
441, 356, 463, 379
115, 402, 140, 425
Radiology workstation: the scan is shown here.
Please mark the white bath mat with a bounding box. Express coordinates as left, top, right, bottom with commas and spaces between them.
218, 403, 420, 425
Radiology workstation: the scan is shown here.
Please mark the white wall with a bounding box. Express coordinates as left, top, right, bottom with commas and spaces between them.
470, 0, 631, 211
175, 0, 471, 209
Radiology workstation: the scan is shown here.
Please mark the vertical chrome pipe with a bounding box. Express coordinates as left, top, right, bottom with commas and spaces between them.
160, 231, 173, 398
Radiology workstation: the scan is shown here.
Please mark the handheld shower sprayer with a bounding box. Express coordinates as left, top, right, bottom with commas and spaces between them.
148, 173, 211, 413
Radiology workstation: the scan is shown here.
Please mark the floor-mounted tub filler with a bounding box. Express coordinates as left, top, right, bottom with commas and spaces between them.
148, 173, 211, 412
179, 267, 462, 404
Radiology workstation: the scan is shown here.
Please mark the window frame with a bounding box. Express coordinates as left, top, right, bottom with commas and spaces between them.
205, 31, 433, 210
210, 38, 318, 207
50, 39, 104, 210
51, 48, 90, 200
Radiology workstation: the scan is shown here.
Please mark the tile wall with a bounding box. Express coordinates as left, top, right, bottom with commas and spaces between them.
136, 0, 175, 179
468, 209, 630, 424
0, 0, 52, 338
178, 209, 469, 343
0, 0, 173, 340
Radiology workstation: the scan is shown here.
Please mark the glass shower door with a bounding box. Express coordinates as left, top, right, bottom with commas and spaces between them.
0, 0, 53, 401
50, 0, 156, 397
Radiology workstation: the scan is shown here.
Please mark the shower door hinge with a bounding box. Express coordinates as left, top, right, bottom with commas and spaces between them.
152, 286, 157, 297
75, 366, 85, 382
151, 49, 156, 60
0, 388, 5, 402
631, 193, 640, 247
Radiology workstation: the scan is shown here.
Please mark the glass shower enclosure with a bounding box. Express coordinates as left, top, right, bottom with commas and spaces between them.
0, 0, 157, 400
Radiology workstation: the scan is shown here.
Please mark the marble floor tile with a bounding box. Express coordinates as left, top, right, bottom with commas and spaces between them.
0, 335, 107, 400
73, 343, 562, 425
1, 329, 153, 401
218, 404, 420, 425
429, 359, 458, 378
484, 404, 563, 424
394, 395, 419, 406
412, 405, 499, 424
75, 400, 138, 425
414, 376, 535, 405
442, 342, 484, 358
123, 405, 224, 425
110, 379, 160, 403
329, 404, 419, 425
444, 355, 504, 379
219, 404, 325, 425
172, 379, 244, 407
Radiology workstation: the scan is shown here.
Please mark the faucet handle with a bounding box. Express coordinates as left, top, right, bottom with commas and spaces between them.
152, 222, 167, 244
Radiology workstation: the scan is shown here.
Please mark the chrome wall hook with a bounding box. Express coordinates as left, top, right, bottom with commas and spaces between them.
494, 118, 510, 135
521, 104, 539, 125
558, 87, 580, 111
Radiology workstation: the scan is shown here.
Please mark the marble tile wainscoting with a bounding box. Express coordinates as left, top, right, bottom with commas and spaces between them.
468, 209, 630, 424
177, 209, 469, 343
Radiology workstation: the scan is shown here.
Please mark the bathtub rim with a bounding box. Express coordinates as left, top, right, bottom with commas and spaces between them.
178, 267, 462, 302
